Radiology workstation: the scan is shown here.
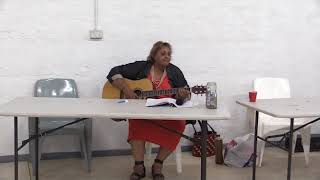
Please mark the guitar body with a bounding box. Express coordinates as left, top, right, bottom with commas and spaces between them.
102, 78, 153, 99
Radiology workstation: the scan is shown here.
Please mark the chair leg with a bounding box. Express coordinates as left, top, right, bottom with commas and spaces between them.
80, 133, 89, 172
300, 126, 311, 166
84, 119, 92, 172
30, 137, 44, 175
146, 142, 152, 160
292, 132, 298, 154
258, 141, 265, 167
30, 139, 36, 175
80, 138, 84, 159
86, 131, 92, 172
175, 142, 182, 174
257, 123, 264, 167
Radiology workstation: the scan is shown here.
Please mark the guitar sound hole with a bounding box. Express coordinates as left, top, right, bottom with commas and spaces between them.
134, 90, 142, 98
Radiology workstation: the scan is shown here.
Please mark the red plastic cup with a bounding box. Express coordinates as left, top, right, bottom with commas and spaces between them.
249, 91, 257, 102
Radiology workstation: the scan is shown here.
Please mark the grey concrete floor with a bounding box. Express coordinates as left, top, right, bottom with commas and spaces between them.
0, 147, 319, 180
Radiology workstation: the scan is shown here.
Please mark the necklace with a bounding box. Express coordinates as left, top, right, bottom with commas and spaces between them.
150, 66, 167, 89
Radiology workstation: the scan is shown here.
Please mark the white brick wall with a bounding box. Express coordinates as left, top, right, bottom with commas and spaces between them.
0, 0, 320, 156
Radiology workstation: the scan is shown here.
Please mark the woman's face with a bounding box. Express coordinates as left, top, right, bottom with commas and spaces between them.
153, 46, 171, 67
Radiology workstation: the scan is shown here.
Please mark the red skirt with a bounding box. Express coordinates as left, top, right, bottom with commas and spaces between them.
128, 119, 186, 151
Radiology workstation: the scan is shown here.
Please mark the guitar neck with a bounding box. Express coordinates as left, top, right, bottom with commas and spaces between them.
141, 88, 190, 98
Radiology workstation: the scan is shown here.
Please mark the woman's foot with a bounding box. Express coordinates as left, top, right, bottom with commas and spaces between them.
152, 159, 164, 180
130, 161, 146, 180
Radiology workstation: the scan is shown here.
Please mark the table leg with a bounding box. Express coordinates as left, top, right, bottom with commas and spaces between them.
200, 120, 208, 180
35, 117, 39, 180
14, 116, 18, 180
287, 118, 294, 180
252, 111, 259, 180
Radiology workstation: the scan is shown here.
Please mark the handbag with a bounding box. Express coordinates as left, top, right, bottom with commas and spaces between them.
191, 121, 219, 157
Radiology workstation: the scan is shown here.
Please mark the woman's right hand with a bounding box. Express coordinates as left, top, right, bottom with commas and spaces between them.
123, 88, 138, 99
112, 79, 138, 99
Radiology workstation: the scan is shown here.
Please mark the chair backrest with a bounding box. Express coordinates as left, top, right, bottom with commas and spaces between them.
34, 78, 79, 98
32, 78, 79, 128
253, 77, 291, 99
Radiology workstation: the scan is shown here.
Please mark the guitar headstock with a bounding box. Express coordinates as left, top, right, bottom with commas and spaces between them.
191, 85, 207, 95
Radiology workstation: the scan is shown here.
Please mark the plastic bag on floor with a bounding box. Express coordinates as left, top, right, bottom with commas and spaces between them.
224, 133, 257, 167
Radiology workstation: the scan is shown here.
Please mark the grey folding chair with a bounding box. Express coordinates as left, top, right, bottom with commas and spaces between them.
28, 78, 92, 174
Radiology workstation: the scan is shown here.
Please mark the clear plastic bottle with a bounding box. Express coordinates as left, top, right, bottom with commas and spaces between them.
206, 82, 217, 109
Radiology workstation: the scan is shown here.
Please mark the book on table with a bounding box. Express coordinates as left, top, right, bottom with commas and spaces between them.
145, 98, 193, 108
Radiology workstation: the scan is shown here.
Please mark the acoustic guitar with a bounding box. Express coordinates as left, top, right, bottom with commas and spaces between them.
102, 78, 206, 99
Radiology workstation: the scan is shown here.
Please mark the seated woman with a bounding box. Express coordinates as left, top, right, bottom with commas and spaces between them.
107, 41, 190, 180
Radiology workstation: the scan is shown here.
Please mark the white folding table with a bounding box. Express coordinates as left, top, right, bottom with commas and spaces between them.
0, 97, 230, 180
237, 98, 320, 180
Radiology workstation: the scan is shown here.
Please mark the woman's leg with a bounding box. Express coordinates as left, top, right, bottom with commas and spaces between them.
156, 146, 172, 161
152, 147, 173, 179
130, 140, 146, 161
129, 140, 146, 180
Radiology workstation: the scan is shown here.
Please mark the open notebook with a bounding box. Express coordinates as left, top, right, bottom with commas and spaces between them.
145, 98, 193, 108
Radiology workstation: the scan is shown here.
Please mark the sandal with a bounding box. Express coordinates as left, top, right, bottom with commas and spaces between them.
130, 161, 146, 180
152, 159, 165, 180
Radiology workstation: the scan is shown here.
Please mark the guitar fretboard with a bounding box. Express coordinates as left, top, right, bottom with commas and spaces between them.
141, 88, 190, 98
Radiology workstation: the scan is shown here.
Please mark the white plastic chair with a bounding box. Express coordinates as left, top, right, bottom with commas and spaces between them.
146, 142, 182, 174
247, 77, 311, 167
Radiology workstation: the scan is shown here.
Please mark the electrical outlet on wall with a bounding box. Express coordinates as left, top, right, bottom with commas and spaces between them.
89, 29, 103, 40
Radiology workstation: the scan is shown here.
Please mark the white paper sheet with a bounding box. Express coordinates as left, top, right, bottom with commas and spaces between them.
145, 98, 193, 108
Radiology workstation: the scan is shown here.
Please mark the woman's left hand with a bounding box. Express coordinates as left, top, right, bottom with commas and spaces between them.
177, 88, 190, 100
